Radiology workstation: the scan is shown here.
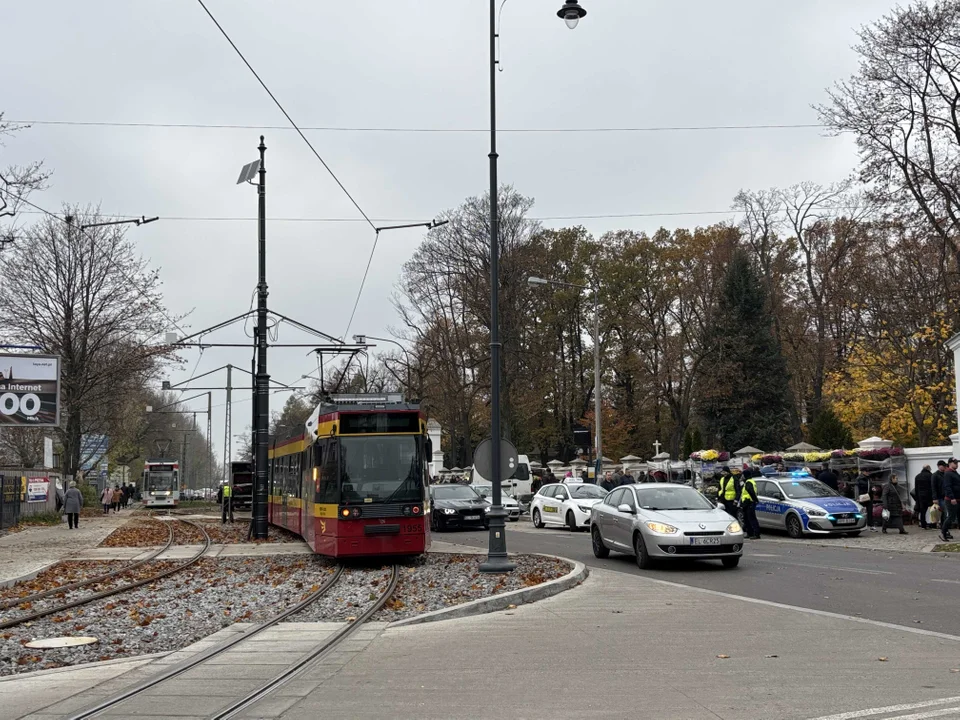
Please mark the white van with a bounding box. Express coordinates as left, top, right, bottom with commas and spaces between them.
469, 454, 533, 501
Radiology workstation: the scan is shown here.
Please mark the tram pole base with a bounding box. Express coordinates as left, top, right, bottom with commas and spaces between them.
479, 506, 516, 574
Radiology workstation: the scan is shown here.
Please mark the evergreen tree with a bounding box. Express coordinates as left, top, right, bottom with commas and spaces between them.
808, 404, 853, 450
698, 250, 796, 451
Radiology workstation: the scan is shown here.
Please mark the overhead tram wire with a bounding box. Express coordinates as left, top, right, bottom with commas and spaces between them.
0, 191, 190, 342
5, 118, 828, 134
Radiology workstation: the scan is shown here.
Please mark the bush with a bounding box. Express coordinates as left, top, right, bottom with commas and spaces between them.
80, 483, 99, 507
22, 511, 63, 526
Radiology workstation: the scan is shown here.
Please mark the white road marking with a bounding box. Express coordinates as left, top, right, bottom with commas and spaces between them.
931, 579, 960, 585
633, 573, 960, 643
806, 696, 960, 720
751, 557, 894, 575
750, 553, 781, 557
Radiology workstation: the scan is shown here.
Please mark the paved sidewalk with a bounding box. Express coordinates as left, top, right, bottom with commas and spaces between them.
5, 562, 960, 719
0, 513, 130, 585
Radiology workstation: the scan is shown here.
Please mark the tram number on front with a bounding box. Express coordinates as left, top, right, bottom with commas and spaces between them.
404, 522, 423, 533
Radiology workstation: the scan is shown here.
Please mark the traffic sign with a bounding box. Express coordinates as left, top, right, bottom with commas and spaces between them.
473, 437, 519, 482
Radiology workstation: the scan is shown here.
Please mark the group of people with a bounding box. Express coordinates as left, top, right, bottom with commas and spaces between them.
99, 483, 135, 514
716, 468, 762, 540
912, 458, 960, 541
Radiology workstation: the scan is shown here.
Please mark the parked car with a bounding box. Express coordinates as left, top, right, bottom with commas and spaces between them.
590, 483, 744, 569
429, 484, 489, 531
751, 473, 866, 538
472, 483, 521, 521
531, 482, 607, 531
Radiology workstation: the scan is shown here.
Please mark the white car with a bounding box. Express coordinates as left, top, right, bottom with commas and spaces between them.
472, 483, 521, 521
531, 482, 608, 531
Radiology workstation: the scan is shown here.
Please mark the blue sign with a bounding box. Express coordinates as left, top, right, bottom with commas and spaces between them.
80, 434, 108, 471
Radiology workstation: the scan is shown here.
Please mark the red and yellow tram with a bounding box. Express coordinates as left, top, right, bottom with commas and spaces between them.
267, 394, 431, 558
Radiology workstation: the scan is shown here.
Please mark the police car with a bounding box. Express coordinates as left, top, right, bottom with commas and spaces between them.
752, 471, 866, 538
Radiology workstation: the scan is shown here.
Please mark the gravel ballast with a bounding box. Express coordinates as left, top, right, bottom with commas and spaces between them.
0, 552, 571, 676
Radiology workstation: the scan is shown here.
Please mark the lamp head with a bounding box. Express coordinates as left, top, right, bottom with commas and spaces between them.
527, 276, 549, 286
557, 1, 586, 29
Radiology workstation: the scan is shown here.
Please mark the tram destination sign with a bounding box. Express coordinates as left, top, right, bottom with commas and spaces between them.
0, 354, 61, 427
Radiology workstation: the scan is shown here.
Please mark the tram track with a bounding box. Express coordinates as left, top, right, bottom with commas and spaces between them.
65, 564, 400, 720
0, 520, 175, 613
0, 519, 210, 631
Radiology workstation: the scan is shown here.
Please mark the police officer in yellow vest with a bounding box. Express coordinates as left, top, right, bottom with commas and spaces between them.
220, 483, 233, 524
740, 471, 761, 539
718, 469, 739, 518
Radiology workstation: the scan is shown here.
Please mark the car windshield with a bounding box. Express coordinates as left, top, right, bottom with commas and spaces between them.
780, 480, 837, 499
635, 486, 715, 511
571, 485, 606, 499
432, 485, 482, 501
340, 436, 422, 504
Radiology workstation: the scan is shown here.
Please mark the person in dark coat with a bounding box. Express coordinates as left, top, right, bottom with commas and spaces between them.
933, 460, 951, 539
881, 474, 907, 534
63, 481, 84, 530
600, 473, 616, 492
817, 467, 839, 493
914, 465, 933, 529
940, 458, 960, 542
856, 469, 877, 531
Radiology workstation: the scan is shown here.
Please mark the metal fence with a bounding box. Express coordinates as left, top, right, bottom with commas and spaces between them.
0, 474, 21, 529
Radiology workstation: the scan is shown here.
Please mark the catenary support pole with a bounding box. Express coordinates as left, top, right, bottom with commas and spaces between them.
480, 0, 514, 574
253, 136, 270, 539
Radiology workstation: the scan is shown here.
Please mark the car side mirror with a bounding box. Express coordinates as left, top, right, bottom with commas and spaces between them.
772, 492, 784, 501
617, 503, 636, 514
480, 492, 488, 499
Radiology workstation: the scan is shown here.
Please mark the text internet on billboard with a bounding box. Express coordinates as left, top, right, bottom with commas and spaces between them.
0, 354, 61, 427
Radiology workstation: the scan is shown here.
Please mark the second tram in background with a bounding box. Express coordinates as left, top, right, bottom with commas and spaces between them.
142, 459, 181, 508
268, 394, 431, 558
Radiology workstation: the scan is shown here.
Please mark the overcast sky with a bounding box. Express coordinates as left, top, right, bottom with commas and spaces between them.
3, 0, 895, 469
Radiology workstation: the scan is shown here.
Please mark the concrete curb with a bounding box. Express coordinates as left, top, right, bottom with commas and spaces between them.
0, 560, 60, 589
759, 537, 957, 557
386, 554, 587, 629
0, 651, 170, 682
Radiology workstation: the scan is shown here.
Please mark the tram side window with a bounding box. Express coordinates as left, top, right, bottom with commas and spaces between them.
292, 454, 301, 498
316, 440, 339, 504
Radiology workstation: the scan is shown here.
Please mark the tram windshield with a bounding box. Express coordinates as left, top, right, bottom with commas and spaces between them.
146, 471, 176, 493
339, 436, 422, 504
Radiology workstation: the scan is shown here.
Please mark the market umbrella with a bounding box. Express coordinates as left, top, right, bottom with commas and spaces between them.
786, 442, 821, 452
735, 446, 763, 456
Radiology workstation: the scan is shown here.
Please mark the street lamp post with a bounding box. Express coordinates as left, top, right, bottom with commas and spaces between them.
481, 1, 587, 574
528, 276, 602, 481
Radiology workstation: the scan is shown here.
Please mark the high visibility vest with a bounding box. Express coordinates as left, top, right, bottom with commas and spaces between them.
222, 485, 232, 498
740, 478, 757, 504
719, 476, 737, 500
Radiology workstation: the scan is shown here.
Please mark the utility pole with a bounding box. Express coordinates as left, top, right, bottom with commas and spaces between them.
224, 364, 232, 494
253, 136, 270, 539
207, 391, 213, 493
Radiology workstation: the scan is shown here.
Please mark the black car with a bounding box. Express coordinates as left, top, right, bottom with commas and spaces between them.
430, 485, 489, 532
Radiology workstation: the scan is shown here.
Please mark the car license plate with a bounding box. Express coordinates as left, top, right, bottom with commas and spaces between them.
689, 537, 722, 546
836, 518, 855, 525
464, 515, 480, 520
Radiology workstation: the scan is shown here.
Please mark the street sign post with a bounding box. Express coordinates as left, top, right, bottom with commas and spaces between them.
473, 437, 519, 482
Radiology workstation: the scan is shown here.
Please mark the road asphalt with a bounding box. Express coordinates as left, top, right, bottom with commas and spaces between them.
447, 521, 960, 634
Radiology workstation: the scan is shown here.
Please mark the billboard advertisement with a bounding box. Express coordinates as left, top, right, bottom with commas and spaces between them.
0, 354, 60, 427
27, 478, 49, 503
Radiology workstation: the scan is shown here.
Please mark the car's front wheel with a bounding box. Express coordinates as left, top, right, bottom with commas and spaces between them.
566, 511, 579, 532
532, 509, 544, 528
591, 526, 610, 558
786, 514, 804, 539
634, 532, 652, 569
721, 556, 740, 568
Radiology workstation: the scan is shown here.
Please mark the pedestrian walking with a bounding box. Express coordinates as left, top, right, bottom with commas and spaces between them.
600, 472, 616, 492
622, 469, 635, 485
221, 483, 234, 524
580, 469, 590, 483
856, 469, 877, 531
933, 461, 950, 538
63, 481, 83, 530
817, 466, 839, 493
740, 473, 761, 539
100, 484, 112, 514
881, 474, 908, 534
111, 485, 122, 513
913, 465, 933, 529
612, 470, 623, 487
939, 458, 960, 542
531, 473, 543, 495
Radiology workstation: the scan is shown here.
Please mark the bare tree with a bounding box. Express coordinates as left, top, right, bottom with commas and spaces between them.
0, 209, 178, 476
817, 1, 960, 265
0, 115, 51, 243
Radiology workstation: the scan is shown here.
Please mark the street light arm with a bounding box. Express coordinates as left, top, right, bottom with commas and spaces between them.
527, 275, 589, 291
79, 216, 159, 231
374, 219, 449, 233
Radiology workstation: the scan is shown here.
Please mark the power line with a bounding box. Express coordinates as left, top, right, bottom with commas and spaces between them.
5, 118, 828, 134
0, 191, 190, 340
194, 0, 375, 232
16, 206, 871, 224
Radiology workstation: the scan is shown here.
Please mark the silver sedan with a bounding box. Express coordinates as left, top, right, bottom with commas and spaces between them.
590, 483, 745, 569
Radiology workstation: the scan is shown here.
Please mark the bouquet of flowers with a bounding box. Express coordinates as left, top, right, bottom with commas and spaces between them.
760, 454, 782, 465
